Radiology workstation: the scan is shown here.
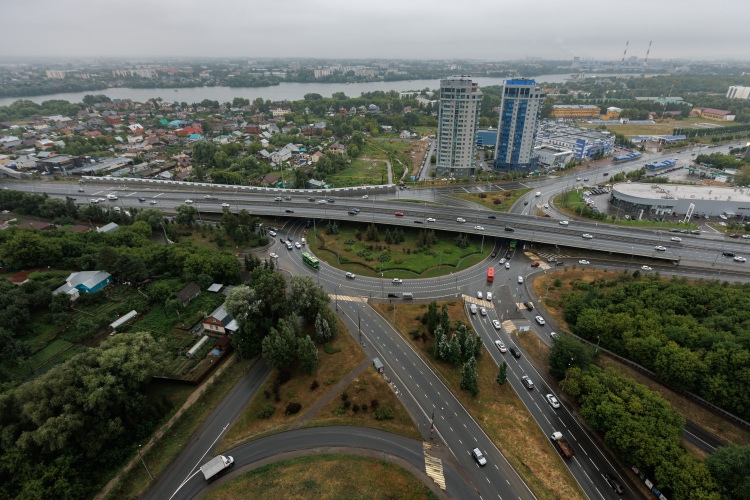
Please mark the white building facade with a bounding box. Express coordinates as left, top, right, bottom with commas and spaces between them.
435, 76, 483, 177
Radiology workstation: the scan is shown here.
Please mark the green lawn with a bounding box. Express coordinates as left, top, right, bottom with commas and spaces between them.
27, 339, 73, 371
310, 220, 493, 278
449, 188, 532, 212
326, 158, 388, 187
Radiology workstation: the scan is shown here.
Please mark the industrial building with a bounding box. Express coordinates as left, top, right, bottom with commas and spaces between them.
698, 108, 736, 122
610, 183, 750, 217
727, 86, 750, 100
493, 79, 545, 171
535, 121, 614, 159
533, 146, 574, 169
435, 76, 483, 177
552, 105, 600, 120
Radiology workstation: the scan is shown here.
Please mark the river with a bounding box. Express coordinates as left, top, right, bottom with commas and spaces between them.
0, 73, 626, 108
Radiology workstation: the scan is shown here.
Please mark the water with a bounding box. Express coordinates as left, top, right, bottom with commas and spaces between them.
0, 73, 607, 107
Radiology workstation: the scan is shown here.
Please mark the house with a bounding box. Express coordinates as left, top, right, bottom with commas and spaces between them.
311, 151, 323, 163
175, 282, 201, 307
202, 303, 238, 335
271, 105, 292, 117
270, 147, 291, 163
328, 142, 347, 154
261, 173, 278, 186
17, 220, 54, 230
399, 130, 411, 139
53, 270, 113, 300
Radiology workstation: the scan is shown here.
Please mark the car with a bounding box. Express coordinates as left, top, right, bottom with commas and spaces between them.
185, 199, 193, 204
730, 233, 741, 238
427, 217, 436, 222
505, 262, 511, 269
734, 256, 746, 262
576, 177, 582, 181
641, 265, 652, 271
546, 394, 561, 409
286, 243, 292, 250
319, 199, 327, 204
582, 233, 593, 239
269, 230, 277, 237
517, 276, 523, 284
523, 301, 534, 310
743, 235, 750, 239
474, 225, 484, 230
222, 203, 230, 208
491, 251, 497, 258
559, 220, 569, 226
387, 292, 400, 298
690, 230, 701, 234
327, 199, 335, 203
477, 291, 483, 299
583, 177, 589, 181
521, 375, 534, 389
285, 209, 294, 213
287, 236, 293, 243
392, 278, 403, 284
550, 332, 559, 340
295, 242, 301, 249
603, 473, 625, 495
669, 228, 680, 233
509, 347, 521, 358
269, 253, 278, 259
720, 214, 728, 220
670, 236, 682, 242
680, 229, 689, 233
77, 188, 85, 192
471, 448, 487, 466
345, 272, 356, 279
487, 215, 496, 219
348, 210, 358, 215
556, 261, 565, 266
543, 203, 549, 209
504, 227, 514, 232
530, 261, 540, 268
505, 253, 511, 259
535, 315, 545, 326
394, 211, 404, 216
603, 172, 609, 176
499, 258, 506, 264
579, 259, 590, 265
486, 292, 492, 300
456, 217, 466, 223
414, 219, 423, 224
362, 195, 369, 199
308, 197, 316, 202
350, 208, 360, 213
150, 200, 157, 204
480, 307, 487, 316
494, 340, 506, 352
523, 201, 529, 205
654, 246, 666, 251
274, 196, 282, 201
492, 320, 502, 330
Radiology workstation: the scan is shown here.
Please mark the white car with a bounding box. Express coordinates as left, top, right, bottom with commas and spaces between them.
576, 177, 582, 181
345, 272, 356, 279
582, 233, 593, 239
295, 242, 301, 249
205, 194, 215, 199
474, 225, 484, 231
505, 262, 510, 269
655, 245, 667, 251
427, 217, 436, 222
221, 203, 230, 208
559, 220, 569, 226
641, 265, 652, 271
362, 195, 369, 199
486, 292, 492, 300
269, 253, 278, 259
472, 448, 487, 466
670, 237, 682, 242
477, 291, 483, 299
318, 199, 326, 204
392, 278, 403, 284
499, 258, 506, 264
742, 234, 750, 239
480, 307, 487, 316
579, 260, 590, 265
535, 315, 545, 326
457, 217, 466, 223
494, 340, 507, 352
492, 320, 502, 330
517, 276, 523, 284
185, 199, 193, 204
269, 230, 277, 237
546, 394, 561, 409
274, 197, 282, 201
543, 203, 549, 209
734, 256, 746, 262
150, 200, 157, 204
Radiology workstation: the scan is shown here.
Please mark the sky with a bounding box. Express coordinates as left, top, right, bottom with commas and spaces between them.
2, 0, 746, 62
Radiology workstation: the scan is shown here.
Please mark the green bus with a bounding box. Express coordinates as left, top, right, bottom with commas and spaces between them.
302, 252, 319, 269
509, 240, 517, 252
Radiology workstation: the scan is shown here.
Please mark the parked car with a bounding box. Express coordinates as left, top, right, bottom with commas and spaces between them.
477, 291, 483, 299
530, 261, 540, 268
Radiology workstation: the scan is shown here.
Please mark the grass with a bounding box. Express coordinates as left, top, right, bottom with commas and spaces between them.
449, 188, 532, 212
219, 314, 366, 451
204, 454, 437, 500
105, 355, 246, 500
327, 158, 389, 187
529, 269, 750, 449
305, 363, 422, 440
27, 339, 72, 370
310, 220, 492, 278
371, 301, 586, 500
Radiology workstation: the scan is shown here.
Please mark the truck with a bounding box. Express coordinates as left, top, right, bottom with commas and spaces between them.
200, 455, 234, 480
550, 432, 575, 458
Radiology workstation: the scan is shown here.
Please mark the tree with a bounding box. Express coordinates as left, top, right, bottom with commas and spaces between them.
134, 208, 164, 230
225, 285, 261, 356
314, 312, 332, 343
548, 334, 594, 380
460, 356, 479, 396
49, 292, 72, 314
261, 319, 298, 369
426, 300, 439, 334
175, 205, 197, 226
290, 275, 329, 323
447, 334, 462, 367
440, 304, 450, 335
496, 361, 508, 386
297, 335, 318, 374
705, 445, 750, 500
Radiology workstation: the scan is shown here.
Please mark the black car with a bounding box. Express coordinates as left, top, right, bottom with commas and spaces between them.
138, 197, 145, 202
509, 347, 521, 359
387, 293, 400, 299
603, 473, 624, 494
523, 301, 534, 310
348, 210, 358, 215
285, 209, 294, 213
308, 197, 315, 202
505, 253, 512, 260
491, 251, 497, 258
723, 251, 735, 257
487, 215, 497, 219
414, 219, 423, 224
504, 227, 514, 232
327, 199, 335, 203
523, 201, 529, 205
669, 228, 680, 232
556, 262, 565, 266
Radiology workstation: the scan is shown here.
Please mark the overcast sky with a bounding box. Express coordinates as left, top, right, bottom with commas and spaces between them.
2, 0, 746, 62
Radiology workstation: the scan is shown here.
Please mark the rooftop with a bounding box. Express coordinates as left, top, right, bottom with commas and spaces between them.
614, 183, 750, 203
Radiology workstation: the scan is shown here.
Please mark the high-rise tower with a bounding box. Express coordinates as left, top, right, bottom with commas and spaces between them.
493, 79, 545, 171
436, 76, 483, 177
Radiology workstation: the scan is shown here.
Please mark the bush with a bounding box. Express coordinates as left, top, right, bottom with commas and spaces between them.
370, 399, 379, 410
352, 403, 360, 413
414, 315, 421, 321
310, 380, 319, 391
361, 404, 368, 412
285, 402, 302, 415
343, 400, 351, 409
258, 403, 275, 419
374, 404, 395, 420
341, 392, 349, 401
263, 390, 270, 399
409, 328, 420, 339
276, 370, 292, 384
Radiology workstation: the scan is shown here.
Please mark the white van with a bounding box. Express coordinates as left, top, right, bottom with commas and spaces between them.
301, 238, 306, 246
403, 292, 413, 299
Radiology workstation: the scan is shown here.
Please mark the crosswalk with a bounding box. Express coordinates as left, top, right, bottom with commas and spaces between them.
501, 320, 517, 333
523, 252, 551, 270
515, 302, 533, 311
423, 442, 446, 490
463, 295, 494, 309
330, 295, 368, 303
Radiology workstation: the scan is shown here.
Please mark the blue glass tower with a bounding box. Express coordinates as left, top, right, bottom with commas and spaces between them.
493, 79, 545, 171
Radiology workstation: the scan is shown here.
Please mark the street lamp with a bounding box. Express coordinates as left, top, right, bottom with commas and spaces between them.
335, 284, 340, 311
137, 444, 153, 480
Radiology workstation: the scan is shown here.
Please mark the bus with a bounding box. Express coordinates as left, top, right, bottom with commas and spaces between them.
509, 240, 517, 253
301, 252, 319, 269
487, 267, 494, 282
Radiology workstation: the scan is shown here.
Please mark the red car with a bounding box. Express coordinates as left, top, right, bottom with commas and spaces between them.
394, 212, 404, 216
729, 233, 741, 238
530, 261, 540, 268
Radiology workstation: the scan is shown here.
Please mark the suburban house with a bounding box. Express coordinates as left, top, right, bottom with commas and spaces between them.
270, 148, 291, 164
53, 270, 113, 300
328, 142, 347, 155
175, 282, 201, 307
399, 130, 412, 139
271, 105, 292, 117
260, 173, 278, 186
202, 303, 238, 335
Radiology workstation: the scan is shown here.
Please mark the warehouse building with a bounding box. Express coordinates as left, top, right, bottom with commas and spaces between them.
610, 183, 750, 217
535, 121, 614, 159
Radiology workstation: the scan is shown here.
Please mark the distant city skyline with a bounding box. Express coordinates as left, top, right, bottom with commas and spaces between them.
1, 0, 746, 62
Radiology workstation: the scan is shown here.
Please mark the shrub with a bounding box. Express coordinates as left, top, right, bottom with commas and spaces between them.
374, 404, 394, 420
285, 402, 302, 415
414, 315, 421, 321
352, 403, 360, 413
393, 258, 403, 264
341, 392, 349, 401
276, 370, 292, 384
370, 399, 379, 410
258, 403, 275, 419
493, 199, 501, 205
263, 390, 270, 399
478, 193, 487, 198
310, 380, 319, 391
343, 400, 351, 409
553, 278, 562, 287
409, 328, 420, 339
361, 404, 368, 412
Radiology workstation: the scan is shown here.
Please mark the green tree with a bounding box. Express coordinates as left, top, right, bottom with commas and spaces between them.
705, 445, 750, 500
448, 334, 462, 367
496, 361, 508, 385
460, 356, 479, 396
314, 312, 332, 343
134, 208, 164, 230
426, 300, 439, 334
433, 325, 445, 360
225, 284, 261, 357
49, 292, 72, 314
261, 319, 298, 369
548, 334, 594, 380
290, 275, 330, 323
440, 304, 450, 335
297, 335, 318, 374
175, 205, 197, 226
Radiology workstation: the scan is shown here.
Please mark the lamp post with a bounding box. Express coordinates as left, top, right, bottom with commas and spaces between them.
335, 284, 340, 311
137, 445, 153, 481
438, 250, 443, 270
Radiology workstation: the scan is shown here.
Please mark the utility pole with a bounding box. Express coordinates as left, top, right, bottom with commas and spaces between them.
438, 250, 442, 270
358, 311, 362, 345
137, 445, 153, 481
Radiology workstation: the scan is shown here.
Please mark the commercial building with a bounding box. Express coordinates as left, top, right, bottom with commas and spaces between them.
552, 105, 600, 120
699, 108, 736, 122
533, 146, 574, 169
727, 86, 750, 100
603, 107, 622, 120
476, 129, 497, 148
435, 76, 483, 177
610, 183, 750, 216
493, 79, 545, 171
535, 121, 614, 159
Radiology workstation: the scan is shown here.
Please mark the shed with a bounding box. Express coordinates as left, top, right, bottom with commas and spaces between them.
372, 357, 384, 373
207, 283, 223, 293
110, 310, 138, 331
187, 336, 210, 358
